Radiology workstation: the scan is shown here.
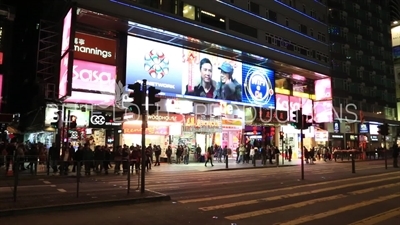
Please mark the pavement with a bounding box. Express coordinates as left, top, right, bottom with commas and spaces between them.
1, 158, 399, 224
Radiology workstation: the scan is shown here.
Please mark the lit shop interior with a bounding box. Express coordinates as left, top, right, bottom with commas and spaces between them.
122, 102, 243, 154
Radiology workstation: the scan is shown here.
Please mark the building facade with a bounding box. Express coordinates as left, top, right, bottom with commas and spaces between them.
29, 0, 337, 157
327, 0, 398, 148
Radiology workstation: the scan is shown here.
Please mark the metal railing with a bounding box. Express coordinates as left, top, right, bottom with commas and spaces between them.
0, 157, 141, 203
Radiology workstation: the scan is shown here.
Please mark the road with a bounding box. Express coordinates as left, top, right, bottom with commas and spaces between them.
1, 160, 400, 224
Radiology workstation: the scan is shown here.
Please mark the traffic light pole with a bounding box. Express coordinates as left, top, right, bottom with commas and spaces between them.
65, 110, 70, 147
140, 79, 147, 194
384, 135, 387, 170
300, 107, 304, 180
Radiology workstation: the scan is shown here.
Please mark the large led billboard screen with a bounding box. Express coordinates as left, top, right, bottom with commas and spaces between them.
314, 78, 332, 101
59, 8, 75, 99
126, 35, 275, 108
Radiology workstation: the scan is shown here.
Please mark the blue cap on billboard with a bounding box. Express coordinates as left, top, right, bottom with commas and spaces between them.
219, 62, 234, 73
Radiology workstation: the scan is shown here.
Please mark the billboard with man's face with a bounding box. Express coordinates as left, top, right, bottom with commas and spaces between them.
125, 35, 276, 109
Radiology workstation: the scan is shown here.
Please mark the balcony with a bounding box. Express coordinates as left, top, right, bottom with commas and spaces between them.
329, 35, 347, 43
327, 0, 344, 9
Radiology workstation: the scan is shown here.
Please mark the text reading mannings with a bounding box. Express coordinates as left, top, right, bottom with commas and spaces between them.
74, 38, 112, 59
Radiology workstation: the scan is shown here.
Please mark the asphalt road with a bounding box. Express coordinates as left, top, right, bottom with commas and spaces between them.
1, 160, 400, 224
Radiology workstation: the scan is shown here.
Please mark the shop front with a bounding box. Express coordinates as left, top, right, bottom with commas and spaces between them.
281, 125, 314, 159
122, 113, 184, 153
345, 134, 359, 149
328, 133, 344, 149
87, 111, 122, 150
44, 104, 90, 149
182, 115, 222, 155
314, 129, 328, 146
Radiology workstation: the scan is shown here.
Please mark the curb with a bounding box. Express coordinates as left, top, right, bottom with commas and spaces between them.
0, 193, 171, 217
205, 164, 297, 172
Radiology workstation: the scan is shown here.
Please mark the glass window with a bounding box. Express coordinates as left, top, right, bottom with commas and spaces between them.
183, 3, 195, 20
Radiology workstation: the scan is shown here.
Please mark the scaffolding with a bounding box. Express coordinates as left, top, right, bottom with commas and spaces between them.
35, 19, 60, 100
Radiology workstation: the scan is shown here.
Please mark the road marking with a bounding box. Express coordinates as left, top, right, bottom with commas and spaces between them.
348, 183, 400, 195
179, 171, 400, 203
0, 184, 54, 191
199, 178, 400, 211
224, 184, 399, 221
50, 185, 56, 187
277, 193, 400, 225
57, 189, 67, 192
43, 181, 51, 184
349, 207, 400, 225
225, 195, 346, 220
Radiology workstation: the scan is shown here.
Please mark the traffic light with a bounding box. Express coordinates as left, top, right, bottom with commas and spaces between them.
148, 86, 161, 115
292, 110, 302, 129
50, 111, 62, 128
302, 115, 313, 129
378, 123, 389, 136
128, 82, 143, 114
70, 115, 77, 129
279, 131, 284, 140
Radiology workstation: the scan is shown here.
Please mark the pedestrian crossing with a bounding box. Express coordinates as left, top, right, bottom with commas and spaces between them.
176, 171, 400, 225
98, 162, 392, 192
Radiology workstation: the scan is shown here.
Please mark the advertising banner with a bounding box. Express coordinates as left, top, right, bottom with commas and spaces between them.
89, 111, 121, 128
45, 107, 89, 127
59, 7, 75, 99
333, 120, 340, 133
59, 53, 71, 99
71, 60, 116, 93
74, 32, 116, 65
126, 35, 275, 108
358, 123, 370, 134
369, 124, 379, 135
64, 60, 116, 105
392, 26, 400, 47
314, 78, 332, 101
65, 91, 115, 105
61, 9, 72, 57
313, 101, 333, 123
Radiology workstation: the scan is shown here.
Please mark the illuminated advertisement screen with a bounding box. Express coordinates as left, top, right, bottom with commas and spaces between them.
59, 53, 69, 98
313, 101, 333, 123
64, 60, 116, 106
61, 9, 72, 57
393, 46, 400, 60
126, 35, 275, 108
59, 8, 75, 99
314, 78, 332, 101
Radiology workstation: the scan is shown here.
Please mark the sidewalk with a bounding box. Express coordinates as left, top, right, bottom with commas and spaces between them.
0, 158, 312, 176
0, 188, 170, 217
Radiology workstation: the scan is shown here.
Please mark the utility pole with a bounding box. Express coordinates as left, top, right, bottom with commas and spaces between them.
300, 107, 304, 180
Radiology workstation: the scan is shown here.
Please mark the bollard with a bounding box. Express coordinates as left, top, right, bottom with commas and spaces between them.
384, 150, 388, 170
46, 158, 50, 176
13, 158, 19, 202
351, 154, 356, 173
225, 154, 228, 169
76, 161, 80, 198
127, 160, 131, 195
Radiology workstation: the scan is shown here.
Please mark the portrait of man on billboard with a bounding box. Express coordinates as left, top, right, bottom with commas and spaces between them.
185, 58, 218, 98
216, 61, 242, 101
